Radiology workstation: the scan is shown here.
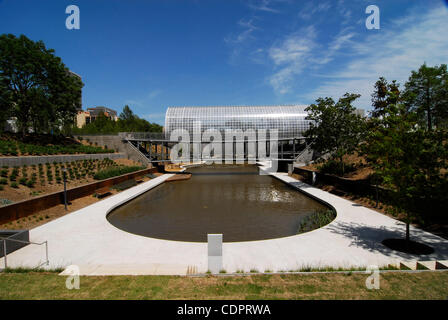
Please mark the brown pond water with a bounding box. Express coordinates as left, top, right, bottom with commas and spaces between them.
107, 165, 328, 242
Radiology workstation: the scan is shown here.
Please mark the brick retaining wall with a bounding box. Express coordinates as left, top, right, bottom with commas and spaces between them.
0, 167, 157, 224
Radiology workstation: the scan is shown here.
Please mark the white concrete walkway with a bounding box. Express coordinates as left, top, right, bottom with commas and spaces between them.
2, 172, 448, 275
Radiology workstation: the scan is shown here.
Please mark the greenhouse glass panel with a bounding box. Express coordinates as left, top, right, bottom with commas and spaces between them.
165, 105, 311, 140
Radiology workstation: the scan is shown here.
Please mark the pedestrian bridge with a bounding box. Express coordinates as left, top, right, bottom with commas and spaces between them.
119, 132, 312, 163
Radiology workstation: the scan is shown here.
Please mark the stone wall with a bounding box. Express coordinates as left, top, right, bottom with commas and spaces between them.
79, 135, 152, 166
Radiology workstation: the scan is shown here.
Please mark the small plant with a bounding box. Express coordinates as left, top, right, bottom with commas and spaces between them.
10, 182, 18, 188
19, 177, 27, 185
0, 178, 7, 185
297, 209, 336, 234
249, 269, 258, 273
219, 269, 227, 274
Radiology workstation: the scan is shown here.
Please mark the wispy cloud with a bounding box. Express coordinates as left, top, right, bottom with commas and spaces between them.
141, 112, 166, 124
267, 24, 359, 94
124, 88, 163, 109
304, 5, 448, 109
268, 26, 317, 94
298, 1, 331, 20
224, 18, 259, 45
248, 0, 281, 13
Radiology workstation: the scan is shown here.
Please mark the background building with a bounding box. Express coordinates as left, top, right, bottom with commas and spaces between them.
76, 106, 118, 128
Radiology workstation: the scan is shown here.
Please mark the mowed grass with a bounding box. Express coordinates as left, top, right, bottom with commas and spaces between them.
1, 271, 448, 299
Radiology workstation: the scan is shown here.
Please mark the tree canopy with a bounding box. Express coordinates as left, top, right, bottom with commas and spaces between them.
403, 63, 448, 130
73, 105, 163, 134
0, 34, 83, 136
304, 93, 366, 174
363, 74, 448, 243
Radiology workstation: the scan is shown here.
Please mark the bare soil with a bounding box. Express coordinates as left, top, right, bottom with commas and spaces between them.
0, 173, 155, 231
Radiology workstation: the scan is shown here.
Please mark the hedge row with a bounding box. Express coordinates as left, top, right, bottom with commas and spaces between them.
93, 166, 145, 180
0, 140, 114, 156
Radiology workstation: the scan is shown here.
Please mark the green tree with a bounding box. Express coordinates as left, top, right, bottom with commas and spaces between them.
72, 105, 163, 134
364, 101, 448, 244
0, 34, 83, 136
403, 63, 448, 130
371, 77, 400, 119
0, 75, 12, 132
304, 93, 366, 175
119, 105, 135, 121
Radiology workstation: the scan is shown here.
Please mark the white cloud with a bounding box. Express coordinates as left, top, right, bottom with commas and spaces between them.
142, 113, 166, 124
304, 5, 448, 109
147, 89, 162, 99
267, 25, 357, 94
268, 26, 317, 94
225, 19, 259, 45
248, 0, 281, 13
298, 1, 331, 20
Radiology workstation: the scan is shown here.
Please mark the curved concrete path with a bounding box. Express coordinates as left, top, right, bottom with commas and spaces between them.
2, 172, 448, 275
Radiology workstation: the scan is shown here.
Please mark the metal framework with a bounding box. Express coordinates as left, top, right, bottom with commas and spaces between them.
164, 105, 311, 140
121, 105, 312, 163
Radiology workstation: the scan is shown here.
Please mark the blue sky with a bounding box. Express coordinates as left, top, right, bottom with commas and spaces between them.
1, 0, 447, 125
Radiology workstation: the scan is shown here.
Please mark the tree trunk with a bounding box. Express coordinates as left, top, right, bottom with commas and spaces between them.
426, 84, 432, 131
375, 183, 379, 208
406, 220, 410, 250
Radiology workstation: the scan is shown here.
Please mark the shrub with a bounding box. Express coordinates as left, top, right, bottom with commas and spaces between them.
1, 169, 8, 177
0, 178, 7, 185
26, 180, 35, 188
10, 182, 18, 188
19, 177, 27, 185
112, 179, 137, 191
317, 159, 356, 176
94, 166, 145, 180
297, 209, 336, 234
0, 185, 3, 191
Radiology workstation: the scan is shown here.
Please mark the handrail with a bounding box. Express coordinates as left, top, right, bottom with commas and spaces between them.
121, 131, 306, 142
126, 140, 152, 165
1, 236, 49, 270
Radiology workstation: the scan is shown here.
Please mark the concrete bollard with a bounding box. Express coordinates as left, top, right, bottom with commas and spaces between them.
208, 234, 223, 274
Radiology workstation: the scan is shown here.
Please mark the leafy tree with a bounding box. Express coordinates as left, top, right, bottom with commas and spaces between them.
371, 77, 400, 119
363, 100, 448, 245
403, 63, 448, 130
73, 105, 163, 134
0, 34, 83, 136
304, 93, 366, 175
0, 75, 12, 132
119, 105, 135, 121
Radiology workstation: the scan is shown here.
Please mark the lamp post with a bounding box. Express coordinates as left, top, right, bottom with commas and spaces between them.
62, 168, 67, 211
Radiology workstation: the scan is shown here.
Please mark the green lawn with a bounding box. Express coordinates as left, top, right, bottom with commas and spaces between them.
1, 271, 447, 299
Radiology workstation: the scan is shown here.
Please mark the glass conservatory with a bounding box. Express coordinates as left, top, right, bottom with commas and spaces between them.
164, 105, 311, 140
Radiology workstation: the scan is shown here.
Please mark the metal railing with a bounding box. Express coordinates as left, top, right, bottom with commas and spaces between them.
120, 132, 306, 142
1, 236, 49, 269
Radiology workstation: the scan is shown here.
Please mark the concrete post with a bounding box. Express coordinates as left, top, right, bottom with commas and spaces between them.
208, 234, 223, 274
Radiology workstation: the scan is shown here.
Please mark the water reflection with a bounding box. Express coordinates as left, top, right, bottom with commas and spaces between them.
107, 165, 327, 242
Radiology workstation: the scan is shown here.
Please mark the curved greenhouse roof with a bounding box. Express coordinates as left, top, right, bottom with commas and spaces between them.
165, 105, 311, 139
